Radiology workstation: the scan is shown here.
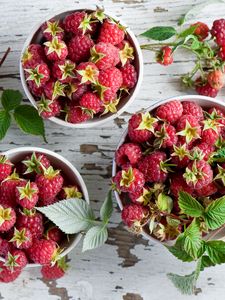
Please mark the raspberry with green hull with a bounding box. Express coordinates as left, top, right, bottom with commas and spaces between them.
64, 80, 89, 102
79, 92, 102, 115
171, 143, 190, 168
121, 204, 148, 233
76, 62, 99, 84
10, 227, 33, 249
215, 164, 225, 186
208, 107, 225, 125
117, 40, 134, 66
191, 142, 215, 161
170, 173, 194, 198
21, 152, 50, 176
68, 35, 94, 63
66, 105, 91, 124
5, 250, 28, 271
156, 46, 173, 66
37, 96, 61, 119
25, 63, 50, 88
120, 63, 137, 89
52, 60, 76, 84
154, 123, 178, 149
0, 206, 16, 232
58, 185, 83, 200
27, 80, 44, 97
98, 19, 125, 45
182, 101, 204, 121
115, 143, 142, 167
0, 261, 21, 283
28, 239, 58, 265
195, 77, 218, 98
15, 181, 39, 209
42, 19, 64, 41
63, 11, 96, 35
44, 79, 66, 100
156, 100, 183, 124
0, 155, 13, 182
211, 19, 225, 46
129, 186, 152, 205
207, 69, 225, 90
44, 37, 68, 61
192, 22, 209, 41
201, 118, 221, 144
176, 114, 201, 145
22, 44, 45, 69
41, 257, 68, 280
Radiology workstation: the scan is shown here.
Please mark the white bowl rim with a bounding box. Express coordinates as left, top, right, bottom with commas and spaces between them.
0, 146, 89, 268
19, 7, 144, 128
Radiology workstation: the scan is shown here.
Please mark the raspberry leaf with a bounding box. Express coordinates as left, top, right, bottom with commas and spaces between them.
141, 26, 177, 41
200, 255, 216, 271
178, 192, 204, 217
166, 235, 193, 262
204, 196, 225, 230
0, 110, 11, 140
205, 240, 225, 265
1, 90, 22, 111
100, 190, 113, 224
82, 225, 108, 252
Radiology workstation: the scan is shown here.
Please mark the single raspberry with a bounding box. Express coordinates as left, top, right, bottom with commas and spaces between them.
68, 35, 94, 63
16, 209, 44, 239
25, 63, 50, 88
208, 107, 225, 125
201, 118, 221, 144
214, 164, 225, 186
0, 261, 21, 283
15, 181, 39, 209
27, 80, 44, 97
42, 19, 64, 41
37, 96, 61, 119
129, 186, 152, 205
195, 77, 218, 98
0, 155, 13, 182
112, 166, 145, 193
171, 143, 190, 168
211, 19, 225, 46
207, 69, 225, 90
120, 63, 137, 89
52, 60, 76, 83
156, 100, 183, 124
184, 160, 213, 189
76, 62, 99, 84
117, 40, 135, 66
138, 151, 171, 183
156, 46, 173, 66
98, 19, 125, 45
170, 173, 194, 198
35, 166, 63, 204
46, 226, 64, 244
0, 237, 13, 257
41, 257, 68, 280
121, 204, 148, 231
21, 152, 51, 176
4, 250, 28, 271
22, 44, 45, 69
182, 101, 204, 121
100, 96, 120, 115
58, 185, 83, 200
10, 227, 33, 249
44, 37, 68, 61
128, 112, 158, 143
0, 206, 16, 232
176, 114, 201, 145
28, 239, 58, 265
66, 105, 92, 124
195, 182, 218, 197
192, 22, 209, 41
90, 42, 120, 70
115, 143, 142, 167
63, 11, 96, 35
154, 123, 178, 149
191, 142, 215, 161
64, 79, 89, 102
79, 92, 102, 115
218, 45, 225, 60
44, 79, 66, 100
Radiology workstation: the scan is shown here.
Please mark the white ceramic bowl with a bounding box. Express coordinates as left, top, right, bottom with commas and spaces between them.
20, 7, 143, 128
0, 147, 89, 268
112, 95, 225, 245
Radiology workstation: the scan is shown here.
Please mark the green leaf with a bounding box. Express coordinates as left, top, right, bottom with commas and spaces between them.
200, 255, 216, 271
141, 26, 177, 41
166, 235, 194, 262
178, 191, 204, 217
204, 196, 225, 230
14, 105, 46, 142
183, 219, 203, 259
82, 225, 108, 252
156, 193, 173, 213
100, 190, 113, 223
36, 198, 96, 234
0, 110, 11, 140
205, 240, 225, 264
1, 89, 22, 111
178, 25, 198, 38
213, 147, 225, 162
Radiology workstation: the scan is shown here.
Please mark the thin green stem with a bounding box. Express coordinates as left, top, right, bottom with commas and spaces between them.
140, 42, 178, 49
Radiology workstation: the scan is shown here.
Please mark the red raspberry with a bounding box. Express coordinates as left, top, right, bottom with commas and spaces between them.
44, 37, 68, 61
76, 62, 99, 84
0, 237, 13, 257
121, 204, 148, 228
218, 45, 225, 60
192, 22, 209, 41
79, 92, 102, 114
195, 78, 218, 98
21, 152, 50, 176
195, 182, 218, 197
129, 186, 152, 204
66, 105, 92, 124
16, 209, 44, 239
117, 40, 135, 66
41, 257, 68, 280
211, 19, 225, 46
64, 79, 89, 102
68, 35, 94, 63
35, 166, 63, 204
201, 118, 221, 144
208, 107, 225, 125
37, 96, 61, 119
120, 63, 137, 89
58, 185, 83, 200
28, 239, 57, 265
98, 19, 125, 45
207, 70, 225, 90
171, 143, 190, 168
0, 261, 21, 283
5, 250, 28, 270
154, 123, 178, 148
184, 160, 213, 189
138, 151, 169, 183
90, 42, 120, 70
27, 80, 44, 97
25, 63, 50, 88
170, 173, 194, 198
115, 143, 142, 167
46, 226, 64, 244
44, 79, 66, 100
112, 166, 145, 193
63, 11, 96, 35
52, 60, 76, 83
22, 44, 45, 69
15, 181, 39, 209
42, 19, 64, 41
191, 142, 215, 161
0, 206, 16, 232
176, 114, 201, 145
10, 227, 33, 249
156, 100, 183, 124
182, 101, 204, 121
128, 112, 158, 143
156, 46, 173, 66
0, 155, 12, 182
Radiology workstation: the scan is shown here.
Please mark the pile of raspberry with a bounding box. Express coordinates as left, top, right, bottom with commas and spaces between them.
21, 9, 138, 124
0, 152, 83, 282
113, 100, 225, 241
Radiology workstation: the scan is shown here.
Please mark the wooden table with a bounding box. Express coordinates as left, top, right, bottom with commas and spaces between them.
1, 0, 225, 299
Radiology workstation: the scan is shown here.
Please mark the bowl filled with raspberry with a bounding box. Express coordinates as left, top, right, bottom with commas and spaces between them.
112, 95, 225, 244
20, 7, 143, 128
0, 147, 89, 274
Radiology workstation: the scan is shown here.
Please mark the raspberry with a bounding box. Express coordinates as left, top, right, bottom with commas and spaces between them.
184, 160, 213, 189
191, 142, 215, 161
182, 101, 204, 121
0, 155, 12, 182
154, 123, 178, 148
211, 19, 225, 46
195, 78, 218, 98
156, 100, 183, 124
171, 143, 190, 168
112, 166, 145, 193
0, 237, 13, 257
52, 60, 76, 84
21, 152, 50, 176
0, 206, 16, 232
201, 118, 221, 144
117, 40, 135, 66
15, 181, 39, 209
10, 227, 33, 249
66, 105, 92, 124
121, 204, 148, 229
27, 80, 44, 97
37, 96, 61, 119
41, 257, 68, 280
5, 250, 28, 271
98, 19, 125, 45
128, 112, 157, 143
120, 63, 137, 89
192, 22, 209, 41
208, 107, 225, 125
115, 143, 142, 167
44, 37, 68, 61
79, 92, 102, 114
25, 63, 50, 88
170, 173, 194, 198
42, 19, 64, 41
35, 166, 63, 205
129, 186, 152, 204
207, 70, 225, 90
76, 62, 99, 84
63, 11, 96, 35
0, 261, 21, 283
22, 44, 45, 69
58, 185, 83, 200
28, 239, 57, 265
138, 151, 169, 183
195, 182, 217, 197
68, 35, 94, 63
176, 114, 201, 145
90, 42, 120, 70
218, 45, 225, 60
64, 80, 89, 102
156, 46, 173, 66
46, 226, 64, 244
